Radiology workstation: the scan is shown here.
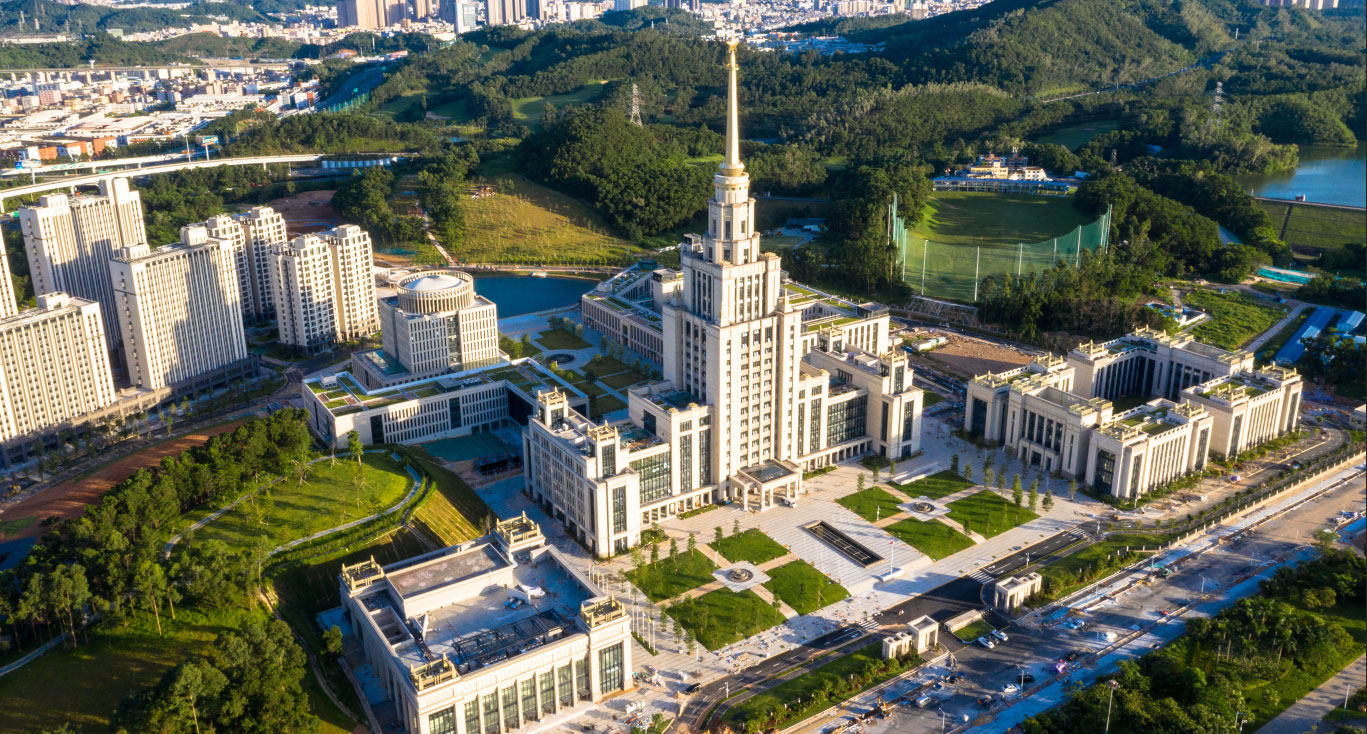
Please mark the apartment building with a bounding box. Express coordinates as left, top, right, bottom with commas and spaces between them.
338, 515, 631, 734
0, 249, 16, 318
183, 214, 254, 321
0, 292, 117, 449
267, 226, 378, 354
523, 47, 923, 557
236, 205, 289, 320
18, 177, 147, 351
110, 239, 253, 393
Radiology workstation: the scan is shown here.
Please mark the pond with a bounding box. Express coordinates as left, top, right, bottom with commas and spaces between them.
1237, 144, 1366, 208
474, 275, 596, 318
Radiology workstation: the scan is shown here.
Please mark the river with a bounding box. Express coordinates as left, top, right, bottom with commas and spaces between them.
1237, 143, 1367, 208
473, 275, 596, 318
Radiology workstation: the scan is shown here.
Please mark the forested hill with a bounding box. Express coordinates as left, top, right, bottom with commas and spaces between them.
0, 0, 273, 35
792, 0, 1338, 97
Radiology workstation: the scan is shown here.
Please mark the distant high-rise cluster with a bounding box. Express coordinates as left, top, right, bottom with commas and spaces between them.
2, 176, 381, 469
336, 0, 450, 28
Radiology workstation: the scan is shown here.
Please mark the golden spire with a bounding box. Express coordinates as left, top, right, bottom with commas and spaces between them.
719, 38, 744, 178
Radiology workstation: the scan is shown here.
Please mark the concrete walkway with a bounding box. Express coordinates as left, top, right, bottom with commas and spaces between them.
0, 634, 65, 678
1256, 654, 1365, 734
1246, 300, 1309, 354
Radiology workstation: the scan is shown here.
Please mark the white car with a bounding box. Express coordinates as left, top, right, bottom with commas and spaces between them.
991, 629, 1009, 642
1001, 683, 1019, 694
977, 636, 996, 649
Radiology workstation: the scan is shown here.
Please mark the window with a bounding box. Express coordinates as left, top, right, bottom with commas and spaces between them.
680, 434, 693, 492
601, 443, 617, 477
1129, 455, 1143, 494
1229, 415, 1243, 454
611, 487, 626, 534
502, 687, 519, 732
541, 672, 556, 715
1195, 429, 1209, 469
521, 679, 537, 723
599, 643, 624, 694
483, 693, 499, 734
809, 399, 822, 451
969, 398, 987, 438
429, 707, 456, 734
558, 665, 573, 707
698, 429, 712, 485
1095, 450, 1116, 494
577, 656, 591, 700
826, 395, 867, 446
633, 453, 672, 504
465, 701, 480, 734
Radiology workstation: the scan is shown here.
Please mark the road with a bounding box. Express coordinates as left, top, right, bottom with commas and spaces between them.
807, 461, 1364, 734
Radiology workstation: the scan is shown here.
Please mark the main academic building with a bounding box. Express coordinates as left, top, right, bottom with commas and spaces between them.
523, 45, 925, 557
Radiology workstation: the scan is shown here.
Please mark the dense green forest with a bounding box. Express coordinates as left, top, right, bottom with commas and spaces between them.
0, 0, 270, 35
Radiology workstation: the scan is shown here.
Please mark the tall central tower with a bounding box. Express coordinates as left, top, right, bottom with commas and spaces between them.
662, 40, 804, 497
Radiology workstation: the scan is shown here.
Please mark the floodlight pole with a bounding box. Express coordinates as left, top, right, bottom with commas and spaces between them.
921, 239, 927, 295
1017, 243, 1023, 275
973, 247, 981, 301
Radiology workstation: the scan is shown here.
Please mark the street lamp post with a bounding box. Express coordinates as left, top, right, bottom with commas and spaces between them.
1104, 680, 1120, 734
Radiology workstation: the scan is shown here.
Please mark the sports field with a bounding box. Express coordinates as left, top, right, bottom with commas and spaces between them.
900, 192, 1100, 302
512, 80, 611, 125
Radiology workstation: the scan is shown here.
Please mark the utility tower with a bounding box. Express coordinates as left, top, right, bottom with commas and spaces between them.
1212, 81, 1224, 128
629, 83, 643, 126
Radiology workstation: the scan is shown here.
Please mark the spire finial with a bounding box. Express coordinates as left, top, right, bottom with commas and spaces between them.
720, 38, 744, 177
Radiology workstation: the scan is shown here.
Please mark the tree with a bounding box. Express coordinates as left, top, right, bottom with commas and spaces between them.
668, 537, 678, 566
984, 466, 995, 486
1012, 476, 1023, 508
686, 533, 696, 556
964, 462, 973, 484
857, 473, 866, 492
950, 453, 960, 473
1311, 529, 1338, 556
1043, 488, 1054, 512
1069, 479, 1077, 501
732, 518, 740, 537
715, 525, 723, 545
134, 560, 168, 636
1029, 478, 1039, 513
323, 625, 343, 657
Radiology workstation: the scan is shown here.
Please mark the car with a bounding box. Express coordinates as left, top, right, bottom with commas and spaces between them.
991, 629, 1009, 642
977, 694, 997, 708
1065, 651, 1081, 661
1018, 674, 1036, 684
684, 683, 702, 694
977, 636, 996, 649
1160, 609, 1172, 616
915, 695, 934, 709
1001, 683, 1019, 694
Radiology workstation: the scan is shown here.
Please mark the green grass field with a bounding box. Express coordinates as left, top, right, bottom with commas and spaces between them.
1036, 531, 1169, 602
1032, 117, 1129, 151
884, 518, 975, 560
955, 619, 996, 642
626, 548, 718, 602
196, 454, 412, 551
512, 80, 611, 125
412, 472, 484, 546
665, 589, 788, 650
891, 470, 976, 500
902, 192, 1097, 301
710, 529, 788, 565
721, 643, 907, 728
946, 491, 1039, 538
763, 561, 849, 615
1184, 288, 1287, 350
601, 370, 650, 390
536, 328, 592, 350
837, 487, 905, 523
459, 158, 646, 265
1259, 200, 1367, 253
0, 606, 259, 733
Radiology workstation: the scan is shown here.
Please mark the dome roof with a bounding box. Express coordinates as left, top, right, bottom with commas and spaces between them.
404, 273, 464, 292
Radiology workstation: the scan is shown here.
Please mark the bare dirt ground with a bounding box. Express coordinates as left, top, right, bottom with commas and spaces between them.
0, 420, 246, 539
265, 188, 340, 237
914, 332, 1034, 379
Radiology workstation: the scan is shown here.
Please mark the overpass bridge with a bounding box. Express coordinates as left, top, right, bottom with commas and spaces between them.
0, 153, 404, 212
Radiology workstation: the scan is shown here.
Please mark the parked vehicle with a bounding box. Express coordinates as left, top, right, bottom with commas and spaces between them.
1001, 683, 1019, 694
991, 629, 1009, 642
1018, 674, 1036, 684
915, 696, 934, 709
684, 683, 702, 694
977, 636, 996, 649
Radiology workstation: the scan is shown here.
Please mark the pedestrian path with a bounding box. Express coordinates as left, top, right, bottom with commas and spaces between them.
1256, 654, 1365, 734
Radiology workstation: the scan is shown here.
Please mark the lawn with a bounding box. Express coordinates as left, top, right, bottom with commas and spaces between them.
884, 518, 975, 560
536, 328, 592, 350
1184, 288, 1286, 350
196, 454, 413, 551
837, 487, 905, 523
1256, 309, 1311, 362
955, 618, 996, 642
0, 606, 258, 733
593, 395, 627, 415
665, 588, 788, 650
601, 370, 650, 390
902, 192, 1099, 302
511, 80, 612, 125
1032, 117, 1129, 151
412, 474, 485, 546
892, 470, 976, 500
1036, 532, 1169, 603
459, 159, 645, 265
626, 548, 719, 602
763, 561, 849, 615
946, 491, 1039, 538
710, 528, 788, 565
923, 392, 944, 408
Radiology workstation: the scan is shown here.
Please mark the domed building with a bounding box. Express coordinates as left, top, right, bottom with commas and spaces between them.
352, 269, 499, 389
